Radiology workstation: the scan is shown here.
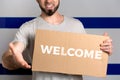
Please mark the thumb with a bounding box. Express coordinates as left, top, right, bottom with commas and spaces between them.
103, 32, 108, 36
9, 43, 15, 55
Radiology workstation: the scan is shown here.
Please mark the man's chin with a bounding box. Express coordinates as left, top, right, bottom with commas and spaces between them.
46, 10, 55, 16
47, 13, 54, 16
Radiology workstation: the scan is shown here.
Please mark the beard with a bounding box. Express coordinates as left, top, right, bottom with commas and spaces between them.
39, 2, 60, 16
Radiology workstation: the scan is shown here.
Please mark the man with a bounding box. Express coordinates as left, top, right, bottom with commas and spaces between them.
2, 0, 112, 80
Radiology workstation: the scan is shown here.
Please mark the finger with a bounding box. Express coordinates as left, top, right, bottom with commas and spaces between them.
100, 39, 112, 49
100, 46, 112, 50
24, 64, 31, 69
100, 45, 112, 56
100, 42, 111, 47
102, 49, 112, 56
100, 41, 112, 52
20, 61, 31, 69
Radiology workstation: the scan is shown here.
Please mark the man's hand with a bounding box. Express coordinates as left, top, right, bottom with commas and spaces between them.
9, 42, 31, 69
100, 33, 112, 56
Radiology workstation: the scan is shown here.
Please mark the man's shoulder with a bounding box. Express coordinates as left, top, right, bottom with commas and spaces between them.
64, 16, 81, 23
17, 17, 39, 30
19, 17, 40, 29
64, 16, 83, 26
23, 17, 40, 26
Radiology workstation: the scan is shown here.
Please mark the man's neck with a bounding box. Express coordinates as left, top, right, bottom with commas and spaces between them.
40, 12, 64, 25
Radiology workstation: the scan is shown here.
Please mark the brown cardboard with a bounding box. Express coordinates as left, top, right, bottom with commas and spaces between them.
32, 29, 109, 77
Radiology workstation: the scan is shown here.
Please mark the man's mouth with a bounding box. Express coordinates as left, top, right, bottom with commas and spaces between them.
45, 3, 54, 10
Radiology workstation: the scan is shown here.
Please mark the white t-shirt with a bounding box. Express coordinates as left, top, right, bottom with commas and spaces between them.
13, 16, 86, 80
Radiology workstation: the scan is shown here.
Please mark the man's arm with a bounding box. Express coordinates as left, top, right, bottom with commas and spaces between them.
2, 42, 31, 70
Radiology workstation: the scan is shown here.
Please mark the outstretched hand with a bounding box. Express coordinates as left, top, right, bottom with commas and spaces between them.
100, 32, 112, 56
9, 42, 31, 69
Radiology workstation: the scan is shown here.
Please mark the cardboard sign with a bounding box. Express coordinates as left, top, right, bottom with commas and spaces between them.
32, 29, 109, 77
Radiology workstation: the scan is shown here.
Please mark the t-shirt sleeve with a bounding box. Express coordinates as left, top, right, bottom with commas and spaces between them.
12, 24, 29, 50
72, 18, 86, 34
78, 20, 86, 34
